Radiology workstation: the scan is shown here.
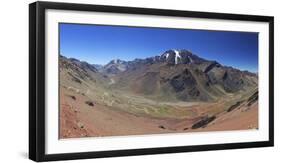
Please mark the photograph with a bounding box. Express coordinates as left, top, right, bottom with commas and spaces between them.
28, 1, 274, 161
59, 23, 259, 139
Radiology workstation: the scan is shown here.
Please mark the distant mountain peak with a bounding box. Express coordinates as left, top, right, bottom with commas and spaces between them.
102, 59, 128, 75
108, 59, 126, 65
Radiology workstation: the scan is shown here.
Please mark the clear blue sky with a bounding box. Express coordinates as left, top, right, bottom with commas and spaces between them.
60, 23, 258, 72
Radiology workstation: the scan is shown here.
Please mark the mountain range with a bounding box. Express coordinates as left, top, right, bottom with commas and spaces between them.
60, 49, 258, 102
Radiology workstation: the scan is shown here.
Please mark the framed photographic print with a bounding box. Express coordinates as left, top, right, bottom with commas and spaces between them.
29, 1, 274, 162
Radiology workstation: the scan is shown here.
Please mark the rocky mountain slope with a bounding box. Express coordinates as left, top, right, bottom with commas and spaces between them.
59, 55, 110, 95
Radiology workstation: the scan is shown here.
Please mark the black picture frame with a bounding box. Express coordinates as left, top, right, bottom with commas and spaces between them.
29, 1, 274, 162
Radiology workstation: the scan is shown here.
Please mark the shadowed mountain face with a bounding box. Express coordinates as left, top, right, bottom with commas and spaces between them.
60, 49, 258, 102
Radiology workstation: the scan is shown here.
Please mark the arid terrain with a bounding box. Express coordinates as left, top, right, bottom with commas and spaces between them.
59, 49, 258, 139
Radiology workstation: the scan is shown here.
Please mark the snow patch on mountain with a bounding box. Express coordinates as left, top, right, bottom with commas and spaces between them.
165, 53, 170, 60
188, 56, 193, 63
174, 50, 181, 64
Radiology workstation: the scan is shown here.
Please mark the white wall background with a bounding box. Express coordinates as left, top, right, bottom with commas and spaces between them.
0, 0, 279, 162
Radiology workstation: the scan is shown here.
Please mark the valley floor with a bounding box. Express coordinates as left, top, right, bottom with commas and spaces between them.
59, 86, 258, 138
